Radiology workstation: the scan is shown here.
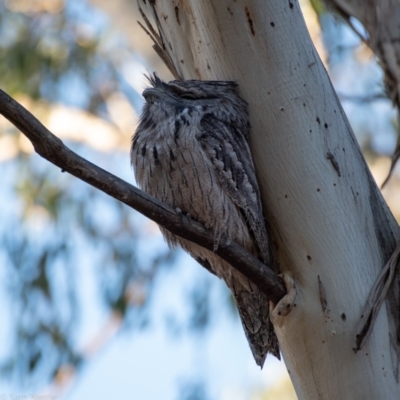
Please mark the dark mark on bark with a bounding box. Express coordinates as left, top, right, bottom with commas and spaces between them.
355, 313, 373, 351
351, 186, 357, 202
245, 7, 255, 36
289, 1, 294, 9
318, 275, 329, 316
175, 6, 180, 25
327, 152, 341, 177
316, 117, 320, 124
270, 21, 275, 27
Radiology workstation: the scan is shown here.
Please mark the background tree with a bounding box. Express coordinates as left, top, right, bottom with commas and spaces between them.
322, 0, 400, 184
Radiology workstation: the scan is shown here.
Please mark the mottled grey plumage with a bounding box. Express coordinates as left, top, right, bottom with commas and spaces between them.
131, 74, 279, 366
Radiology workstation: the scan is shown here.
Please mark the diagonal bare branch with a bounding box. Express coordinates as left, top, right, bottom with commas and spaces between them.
0, 88, 286, 304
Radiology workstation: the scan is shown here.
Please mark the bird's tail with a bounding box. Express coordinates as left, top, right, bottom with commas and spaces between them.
229, 276, 280, 367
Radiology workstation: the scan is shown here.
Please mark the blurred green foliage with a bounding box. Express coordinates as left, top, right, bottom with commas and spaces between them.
0, 0, 119, 112
309, 0, 326, 16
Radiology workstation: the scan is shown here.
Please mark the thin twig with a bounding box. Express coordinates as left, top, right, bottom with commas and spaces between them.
337, 92, 387, 103
0, 88, 286, 304
138, 2, 181, 80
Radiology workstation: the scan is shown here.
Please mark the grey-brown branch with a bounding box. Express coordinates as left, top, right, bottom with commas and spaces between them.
0, 88, 286, 304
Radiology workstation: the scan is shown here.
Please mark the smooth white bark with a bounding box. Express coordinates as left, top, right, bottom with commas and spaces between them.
141, 1, 400, 398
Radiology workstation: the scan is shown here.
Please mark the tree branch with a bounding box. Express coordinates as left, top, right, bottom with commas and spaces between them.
0, 88, 286, 304
337, 92, 387, 104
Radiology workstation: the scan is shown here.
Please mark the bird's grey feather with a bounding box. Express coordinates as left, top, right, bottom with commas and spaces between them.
131, 74, 279, 366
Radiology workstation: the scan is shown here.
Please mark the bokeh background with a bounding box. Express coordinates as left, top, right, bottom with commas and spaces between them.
0, 0, 399, 399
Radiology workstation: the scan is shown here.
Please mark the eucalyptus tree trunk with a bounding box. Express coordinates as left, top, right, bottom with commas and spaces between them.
139, 1, 400, 398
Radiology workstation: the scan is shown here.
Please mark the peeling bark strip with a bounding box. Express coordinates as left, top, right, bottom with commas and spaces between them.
355, 243, 400, 351
270, 273, 297, 325
137, 3, 181, 80
0, 88, 286, 304
326, 152, 341, 177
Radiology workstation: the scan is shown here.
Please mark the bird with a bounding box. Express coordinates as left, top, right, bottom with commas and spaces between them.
130, 73, 279, 367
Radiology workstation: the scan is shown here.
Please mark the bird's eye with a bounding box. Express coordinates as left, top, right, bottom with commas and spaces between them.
180, 93, 197, 100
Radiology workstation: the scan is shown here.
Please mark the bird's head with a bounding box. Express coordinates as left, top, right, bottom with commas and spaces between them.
142, 73, 242, 113
138, 73, 249, 134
